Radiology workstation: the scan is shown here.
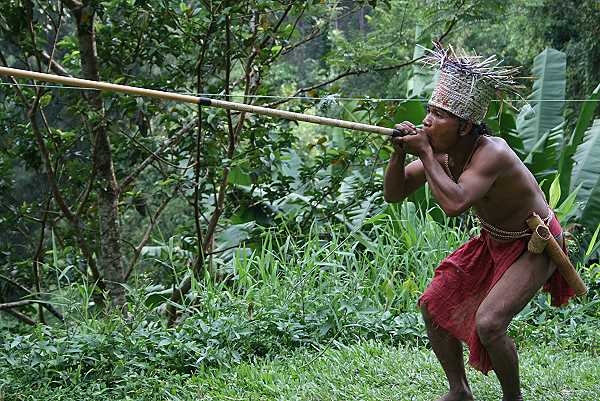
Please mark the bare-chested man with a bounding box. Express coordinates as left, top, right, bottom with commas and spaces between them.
383, 44, 574, 401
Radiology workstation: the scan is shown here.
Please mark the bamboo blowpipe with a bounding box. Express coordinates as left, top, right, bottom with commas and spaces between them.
0, 66, 400, 137
526, 213, 588, 297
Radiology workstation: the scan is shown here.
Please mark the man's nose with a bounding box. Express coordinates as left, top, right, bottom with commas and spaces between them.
422, 114, 432, 127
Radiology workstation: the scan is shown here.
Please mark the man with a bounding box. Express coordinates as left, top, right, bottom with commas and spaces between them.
383, 44, 575, 401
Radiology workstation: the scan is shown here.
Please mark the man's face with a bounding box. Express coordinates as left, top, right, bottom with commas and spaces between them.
422, 105, 461, 153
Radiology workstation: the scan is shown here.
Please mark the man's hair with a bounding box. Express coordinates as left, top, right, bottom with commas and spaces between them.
457, 118, 491, 137
472, 122, 491, 136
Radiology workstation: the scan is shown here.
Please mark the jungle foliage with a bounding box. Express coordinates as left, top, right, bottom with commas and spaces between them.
0, 0, 599, 392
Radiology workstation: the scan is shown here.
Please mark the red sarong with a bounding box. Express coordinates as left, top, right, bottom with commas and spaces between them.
418, 214, 575, 374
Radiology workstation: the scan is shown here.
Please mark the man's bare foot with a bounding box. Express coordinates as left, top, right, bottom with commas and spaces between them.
435, 389, 474, 401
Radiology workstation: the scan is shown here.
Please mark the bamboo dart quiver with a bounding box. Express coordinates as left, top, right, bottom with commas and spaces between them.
528, 224, 551, 254
526, 213, 588, 296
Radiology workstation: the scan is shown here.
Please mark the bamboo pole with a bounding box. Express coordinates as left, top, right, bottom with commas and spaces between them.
526, 213, 588, 296
0, 66, 399, 136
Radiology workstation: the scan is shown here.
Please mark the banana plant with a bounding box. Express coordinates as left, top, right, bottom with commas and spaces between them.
495, 48, 600, 234
516, 48, 567, 153
477, 56, 600, 261
514, 48, 566, 182
560, 83, 600, 195
571, 118, 600, 230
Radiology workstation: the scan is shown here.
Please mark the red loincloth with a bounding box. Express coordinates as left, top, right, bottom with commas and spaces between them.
418, 213, 575, 374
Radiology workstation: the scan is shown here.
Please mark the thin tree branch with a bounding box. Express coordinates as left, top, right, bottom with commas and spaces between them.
202, 16, 236, 254
32, 197, 51, 324
0, 274, 64, 321
118, 129, 190, 169
43, 1, 65, 74
267, 8, 460, 108
33, 105, 104, 288
2, 309, 36, 325
124, 190, 178, 282
265, 57, 422, 108
120, 119, 196, 189
281, 4, 363, 56
40, 50, 71, 77
29, 97, 77, 224
257, 3, 293, 50
167, 8, 218, 326
25, 0, 44, 75
0, 299, 41, 310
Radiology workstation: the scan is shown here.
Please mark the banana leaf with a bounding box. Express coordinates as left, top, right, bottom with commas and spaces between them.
572, 119, 600, 231
523, 122, 564, 182
516, 48, 566, 153
486, 100, 523, 157
560, 83, 600, 195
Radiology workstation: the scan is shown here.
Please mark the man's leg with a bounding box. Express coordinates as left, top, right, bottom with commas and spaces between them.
421, 304, 473, 401
475, 241, 559, 401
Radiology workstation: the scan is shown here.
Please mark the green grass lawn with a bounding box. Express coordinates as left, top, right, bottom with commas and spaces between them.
5, 340, 598, 401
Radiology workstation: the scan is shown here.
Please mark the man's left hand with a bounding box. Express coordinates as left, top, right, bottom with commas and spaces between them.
400, 129, 432, 157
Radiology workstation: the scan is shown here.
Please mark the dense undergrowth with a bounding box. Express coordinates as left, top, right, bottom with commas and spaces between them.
1, 204, 599, 398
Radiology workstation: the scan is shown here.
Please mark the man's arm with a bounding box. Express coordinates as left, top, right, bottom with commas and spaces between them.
383, 150, 427, 203
419, 143, 501, 216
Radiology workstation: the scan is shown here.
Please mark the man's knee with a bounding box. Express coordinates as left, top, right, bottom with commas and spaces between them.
475, 310, 508, 346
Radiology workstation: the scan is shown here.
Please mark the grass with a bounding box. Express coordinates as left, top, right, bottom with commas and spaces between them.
3, 340, 598, 401
2, 203, 599, 400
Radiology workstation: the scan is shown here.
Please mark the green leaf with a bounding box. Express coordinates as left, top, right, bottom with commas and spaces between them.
523, 122, 564, 181
51, 229, 58, 268
215, 222, 256, 251
406, 25, 431, 98
559, 83, 600, 194
40, 93, 52, 107
486, 100, 518, 144
585, 223, 600, 258
569, 83, 600, 149
548, 173, 561, 209
270, 45, 282, 55
393, 99, 426, 125
516, 48, 566, 153
554, 183, 581, 224
572, 119, 600, 230
144, 288, 172, 308
229, 166, 252, 186
581, 178, 600, 232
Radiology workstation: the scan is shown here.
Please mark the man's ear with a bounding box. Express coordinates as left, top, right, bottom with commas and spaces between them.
460, 121, 473, 136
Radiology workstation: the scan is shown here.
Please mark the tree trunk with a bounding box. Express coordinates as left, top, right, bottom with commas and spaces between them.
67, 2, 126, 308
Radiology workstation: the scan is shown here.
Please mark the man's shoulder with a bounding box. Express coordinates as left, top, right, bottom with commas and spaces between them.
474, 136, 517, 169
478, 135, 511, 156
480, 135, 508, 149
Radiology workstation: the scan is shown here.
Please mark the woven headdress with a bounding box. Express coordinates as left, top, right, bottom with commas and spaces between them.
421, 42, 521, 124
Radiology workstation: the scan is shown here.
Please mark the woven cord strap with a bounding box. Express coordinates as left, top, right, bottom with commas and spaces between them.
476, 208, 553, 240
